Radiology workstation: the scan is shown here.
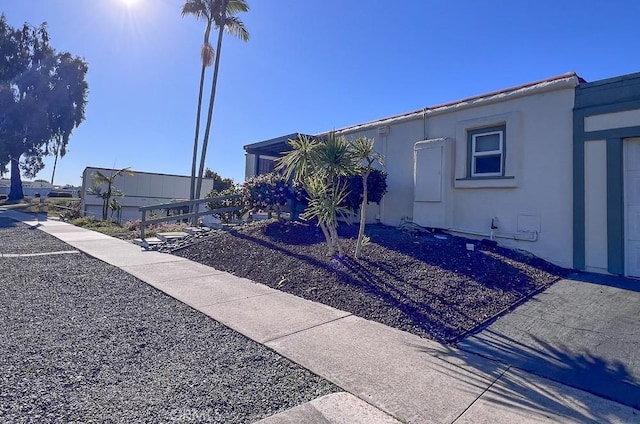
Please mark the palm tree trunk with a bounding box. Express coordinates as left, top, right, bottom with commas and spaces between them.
319, 221, 334, 256
354, 170, 370, 258
190, 22, 211, 201
189, 56, 206, 201
195, 0, 229, 201
328, 222, 343, 257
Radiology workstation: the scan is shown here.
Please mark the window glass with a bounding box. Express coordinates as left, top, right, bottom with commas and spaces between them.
475, 133, 500, 152
468, 125, 505, 177
475, 155, 501, 174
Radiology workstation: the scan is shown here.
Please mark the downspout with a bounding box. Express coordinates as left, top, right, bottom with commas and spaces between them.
380, 132, 388, 223
423, 107, 428, 140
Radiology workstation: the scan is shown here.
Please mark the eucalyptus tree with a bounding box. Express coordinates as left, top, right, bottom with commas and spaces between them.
0, 16, 88, 200
182, 0, 249, 204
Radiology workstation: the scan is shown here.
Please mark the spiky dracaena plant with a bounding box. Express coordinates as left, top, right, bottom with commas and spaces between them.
276, 132, 355, 257
349, 136, 383, 258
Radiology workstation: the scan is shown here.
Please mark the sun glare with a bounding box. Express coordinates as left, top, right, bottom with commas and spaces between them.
120, 0, 138, 7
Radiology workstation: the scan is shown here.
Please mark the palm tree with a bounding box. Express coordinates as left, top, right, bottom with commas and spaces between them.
182, 0, 249, 205
90, 167, 134, 220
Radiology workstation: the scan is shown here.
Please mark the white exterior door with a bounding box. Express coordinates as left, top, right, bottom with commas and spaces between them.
625, 138, 640, 277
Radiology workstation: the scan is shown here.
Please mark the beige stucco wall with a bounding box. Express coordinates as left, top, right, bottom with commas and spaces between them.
338, 85, 577, 268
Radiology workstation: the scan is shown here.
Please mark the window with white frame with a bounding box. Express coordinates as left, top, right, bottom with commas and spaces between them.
468, 125, 505, 177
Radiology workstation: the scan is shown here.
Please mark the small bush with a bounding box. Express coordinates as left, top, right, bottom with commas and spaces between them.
206, 185, 246, 223
243, 173, 289, 218
124, 219, 189, 238
71, 217, 115, 228
56, 200, 82, 221
339, 169, 388, 213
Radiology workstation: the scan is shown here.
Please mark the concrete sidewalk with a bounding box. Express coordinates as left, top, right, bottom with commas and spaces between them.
4, 210, 639, 423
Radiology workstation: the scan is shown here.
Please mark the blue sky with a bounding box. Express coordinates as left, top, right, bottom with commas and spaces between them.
2, 0, 640, 186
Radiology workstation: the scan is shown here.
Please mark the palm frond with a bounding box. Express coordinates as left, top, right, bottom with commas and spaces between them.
315, 132, 355, 179
227, 0, 250, 14
350, 136, 382, 168
300, 175, 351, 224
224, 16, 250, 41
275, 134, 320, 183
181, 0, 208, 19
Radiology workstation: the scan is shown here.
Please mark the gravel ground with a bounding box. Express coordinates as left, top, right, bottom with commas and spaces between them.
1, 230, 339, 423
172, 220, 568, 343
0, 218, 73, 254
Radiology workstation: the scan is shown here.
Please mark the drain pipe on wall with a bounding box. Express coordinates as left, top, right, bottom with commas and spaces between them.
377, 127, 389, 224
400, 217, 538, 242
445, 227, 539, 242
422, 107, 428, 140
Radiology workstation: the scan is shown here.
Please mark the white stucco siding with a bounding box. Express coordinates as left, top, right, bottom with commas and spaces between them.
412, 87, 576, 268
336, 86, 576, 269
340, 120, 424, 226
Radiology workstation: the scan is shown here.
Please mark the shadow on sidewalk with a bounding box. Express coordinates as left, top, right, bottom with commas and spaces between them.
425, 328, 640, 421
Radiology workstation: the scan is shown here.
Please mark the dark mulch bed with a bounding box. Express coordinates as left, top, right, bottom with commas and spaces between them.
173, 220, 568, 344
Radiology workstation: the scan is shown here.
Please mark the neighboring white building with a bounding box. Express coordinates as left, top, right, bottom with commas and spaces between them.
81, 167, 217, 223
245, 73, 580, 270
0, 178, 73, 198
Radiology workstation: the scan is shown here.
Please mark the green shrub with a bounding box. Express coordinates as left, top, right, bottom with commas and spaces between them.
124, 219, 189, 238
243, 172, 289, 218
339, 169, 388, 213
56, 200, 82, 221
206, 185, 246, 223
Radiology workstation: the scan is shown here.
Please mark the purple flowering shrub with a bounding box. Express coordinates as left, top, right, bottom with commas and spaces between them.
243, 173, 290, 218
205, 185, 247, 223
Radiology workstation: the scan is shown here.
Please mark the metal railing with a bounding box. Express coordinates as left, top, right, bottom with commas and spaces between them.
138, 195, 242, 239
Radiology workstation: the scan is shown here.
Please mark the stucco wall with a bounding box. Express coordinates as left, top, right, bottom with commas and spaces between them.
339, 86, 576, 268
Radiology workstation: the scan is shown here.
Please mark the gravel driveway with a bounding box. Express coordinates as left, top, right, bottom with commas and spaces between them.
0, 220, 338, 423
